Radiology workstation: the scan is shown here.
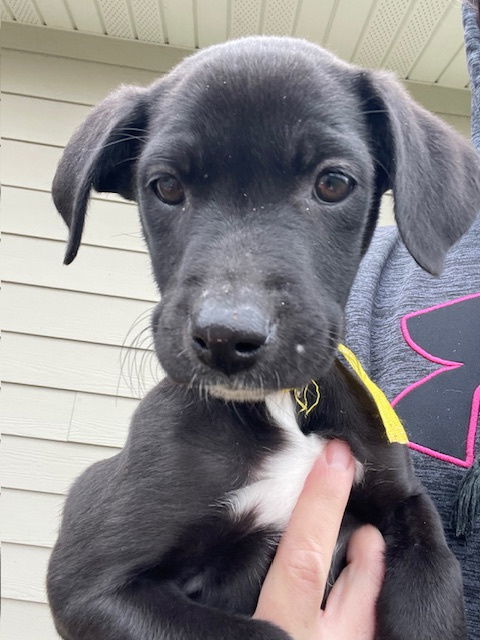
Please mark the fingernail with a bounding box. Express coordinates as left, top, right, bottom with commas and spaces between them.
325, 440, 352, 470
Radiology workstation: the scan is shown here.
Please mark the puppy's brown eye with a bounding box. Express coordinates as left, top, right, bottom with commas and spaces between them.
314, 171, 355, 203
152, 174, 185, 205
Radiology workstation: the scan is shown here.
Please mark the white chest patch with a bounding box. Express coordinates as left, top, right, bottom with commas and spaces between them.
226, 391, 364, 532
227, 392, 322, 531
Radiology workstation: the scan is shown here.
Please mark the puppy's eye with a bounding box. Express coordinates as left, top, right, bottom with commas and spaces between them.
314, 171, 355, 203
151, 174, 185, 205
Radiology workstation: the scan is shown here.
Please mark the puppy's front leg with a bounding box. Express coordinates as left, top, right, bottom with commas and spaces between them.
48, 382, 293, 640
320, 363, 466, 640
52, 580, 291, 640
375, 492, 466, 640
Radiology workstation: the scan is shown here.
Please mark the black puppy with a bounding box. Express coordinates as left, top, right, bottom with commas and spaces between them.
48, 38, 480, 640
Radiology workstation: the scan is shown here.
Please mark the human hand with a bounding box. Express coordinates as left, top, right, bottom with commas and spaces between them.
254, 439, 385, 640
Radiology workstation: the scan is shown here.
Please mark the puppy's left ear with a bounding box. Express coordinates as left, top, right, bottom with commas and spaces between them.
360, 70, 480, 275
52, 85, 149, 264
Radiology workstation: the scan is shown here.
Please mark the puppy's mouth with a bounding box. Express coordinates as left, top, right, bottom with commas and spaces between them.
206, 385, 272, 402
154, 295, 343, 400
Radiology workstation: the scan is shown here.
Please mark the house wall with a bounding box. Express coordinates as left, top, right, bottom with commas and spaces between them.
1, 22, 472, 639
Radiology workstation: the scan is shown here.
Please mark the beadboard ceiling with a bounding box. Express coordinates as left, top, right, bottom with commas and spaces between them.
1, 0, 470, 89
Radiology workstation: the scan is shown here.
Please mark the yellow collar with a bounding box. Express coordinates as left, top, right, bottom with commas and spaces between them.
291, 343, 409, 445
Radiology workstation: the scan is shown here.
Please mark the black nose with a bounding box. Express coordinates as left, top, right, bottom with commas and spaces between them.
191, 298, 270, 375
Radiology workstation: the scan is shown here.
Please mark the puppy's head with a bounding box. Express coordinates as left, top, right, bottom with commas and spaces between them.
53, 38, 480, 399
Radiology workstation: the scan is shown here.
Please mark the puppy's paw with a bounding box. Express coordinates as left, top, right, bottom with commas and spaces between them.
248, 619, 293, 640
375, 544, 466, 640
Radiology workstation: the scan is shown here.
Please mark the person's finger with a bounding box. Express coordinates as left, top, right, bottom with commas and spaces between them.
324, 525, 385, 639
254, 440, 355, 636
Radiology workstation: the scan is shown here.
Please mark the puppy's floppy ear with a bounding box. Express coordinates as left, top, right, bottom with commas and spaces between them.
360, 70, 480, 275
52, 85, 148, 264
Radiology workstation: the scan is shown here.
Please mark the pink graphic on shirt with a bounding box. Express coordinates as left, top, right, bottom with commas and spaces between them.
392, 292, 480, 468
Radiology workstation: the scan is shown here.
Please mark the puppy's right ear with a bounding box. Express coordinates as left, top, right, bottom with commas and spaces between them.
52, 85, 148, 264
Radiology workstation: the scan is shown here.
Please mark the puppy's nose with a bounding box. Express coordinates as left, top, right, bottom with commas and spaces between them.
191, 299, 270, 375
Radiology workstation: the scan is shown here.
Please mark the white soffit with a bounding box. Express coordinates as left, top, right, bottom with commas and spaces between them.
1, 0, 470, 89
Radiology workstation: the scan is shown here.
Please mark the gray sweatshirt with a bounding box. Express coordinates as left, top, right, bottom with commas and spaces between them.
345, 4, 480, 637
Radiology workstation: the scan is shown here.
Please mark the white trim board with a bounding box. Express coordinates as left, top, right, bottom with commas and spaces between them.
2, 21, 471, 117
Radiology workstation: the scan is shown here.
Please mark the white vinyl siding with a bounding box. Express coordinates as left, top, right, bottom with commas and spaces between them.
1, 33, 162, 640
1, 23, 470, 639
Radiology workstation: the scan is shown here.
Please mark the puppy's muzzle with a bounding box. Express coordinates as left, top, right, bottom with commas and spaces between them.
191, 294, 272, 376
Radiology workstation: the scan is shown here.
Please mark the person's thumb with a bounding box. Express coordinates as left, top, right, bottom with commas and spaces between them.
254, 440, 355, 638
